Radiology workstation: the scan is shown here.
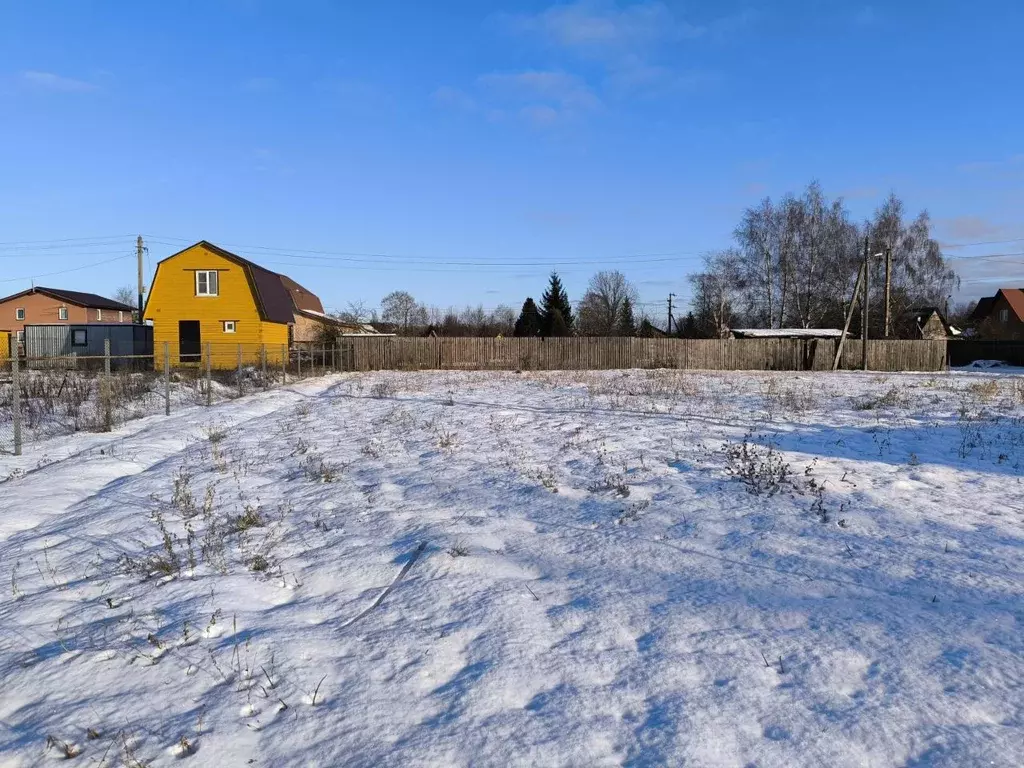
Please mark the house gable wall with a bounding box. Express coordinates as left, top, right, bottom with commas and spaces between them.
144, 243, 287, 364
0, 292, 132, 335
977, 293, 1024, 340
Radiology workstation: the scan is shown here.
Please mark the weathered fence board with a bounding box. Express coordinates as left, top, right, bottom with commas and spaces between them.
336, 337, 947, 373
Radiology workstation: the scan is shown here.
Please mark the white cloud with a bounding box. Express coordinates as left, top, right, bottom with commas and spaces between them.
938, 215, 1007, 242
479, 70, 601, 112
432, 86, 477, 112
20, 70, 98, 92
505, 0, 704, 54
854, 6, 878, 26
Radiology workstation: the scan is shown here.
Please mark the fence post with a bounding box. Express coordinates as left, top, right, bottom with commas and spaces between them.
11, 353, 22, 456
205, 342, 212, 407
297, 344, 302, 378
331, 342, 336, 371
281, 343, 287, 385
261, 344, 267, 387
164, 341, 171, 416
237, 343, 244, 398
103, 338, 113, 432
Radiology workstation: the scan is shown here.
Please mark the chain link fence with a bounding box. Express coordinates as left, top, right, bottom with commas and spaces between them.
0, 341, 350, 455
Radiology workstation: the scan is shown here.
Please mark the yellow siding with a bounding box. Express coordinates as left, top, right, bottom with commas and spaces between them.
144, 243, 289, 368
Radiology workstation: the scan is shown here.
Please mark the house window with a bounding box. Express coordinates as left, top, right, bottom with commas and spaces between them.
58, 306, 68, 321
96, 309, 103, 321
15, 308, 25, 321
223, 321, 236, 333
118, 310, 124, 322
72, 329, 87, 347
1000, 309, 1009, 324
16, 330, 24, 343
196, 270, 219, 296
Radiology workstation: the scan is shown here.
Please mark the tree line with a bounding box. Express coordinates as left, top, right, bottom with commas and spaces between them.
333, 270, 664, 337
326, 182, 960, 339
686, 182, 959, 338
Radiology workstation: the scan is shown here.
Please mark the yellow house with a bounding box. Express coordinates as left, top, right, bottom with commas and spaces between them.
144, 241, 320, 368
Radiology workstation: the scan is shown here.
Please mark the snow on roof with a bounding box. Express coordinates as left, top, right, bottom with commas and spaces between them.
731, 328, 844, 339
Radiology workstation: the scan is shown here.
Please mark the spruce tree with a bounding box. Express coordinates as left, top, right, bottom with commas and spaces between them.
616, 297, 636, 336
540, 272, 573, 335
514, 298, 541, 337
548, 309, 569, 337
678, 312, 698, 338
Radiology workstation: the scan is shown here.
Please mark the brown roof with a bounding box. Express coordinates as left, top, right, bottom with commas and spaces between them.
0, 286, 133, 312
998, 289, 1024, 322
146, 241, 319, 325
280, 275, 324, 314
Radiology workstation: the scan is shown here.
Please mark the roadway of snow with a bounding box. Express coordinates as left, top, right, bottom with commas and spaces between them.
0, 370, 1021, 767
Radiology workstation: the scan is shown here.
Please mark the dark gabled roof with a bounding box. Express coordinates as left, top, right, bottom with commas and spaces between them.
198, 242, 296, 324
970, 289, 1024, 324
147, 241, 307, 325
280, 275, 324, 314
970, 296, 996, 321
0, 286, 133, 311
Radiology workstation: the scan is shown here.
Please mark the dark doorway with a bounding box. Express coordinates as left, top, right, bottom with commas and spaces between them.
179, 320, 201, 363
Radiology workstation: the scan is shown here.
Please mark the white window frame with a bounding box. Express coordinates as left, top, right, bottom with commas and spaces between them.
196, 270, 219, 297
15, 307, 25, 321
96, 309, 103, 321
58, 306, 68, 321
223, 320, 236, 333
16, 330, 24, 343
999, 308, 1009, 323
118, 310, 124, 322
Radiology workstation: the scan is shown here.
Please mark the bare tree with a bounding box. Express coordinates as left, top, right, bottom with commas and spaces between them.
337, 300, 370, 324
489, 305, 516, 336
380, 291, 427, 334
113, 286, 137, 309
868, 195, 958, 333
576, 271, 639, 336
688, 250, 744, 337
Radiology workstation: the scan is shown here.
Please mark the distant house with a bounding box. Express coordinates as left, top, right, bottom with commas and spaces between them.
145, 241, 303, 365
729, 328, 844, 340
904, 307, 959, 340
0, 287, 134, 349
969, 289, 1024, 340
144, 241, 382, 365
284, 276, 382, 343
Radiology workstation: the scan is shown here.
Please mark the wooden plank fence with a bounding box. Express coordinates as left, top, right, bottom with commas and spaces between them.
335, 337, 948, 373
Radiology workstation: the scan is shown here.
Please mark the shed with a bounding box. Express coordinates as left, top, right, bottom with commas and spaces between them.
25, 324, 154, 369
729, 328, 844, 339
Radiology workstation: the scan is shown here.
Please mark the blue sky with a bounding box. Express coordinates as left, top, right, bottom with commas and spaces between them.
1, 0, 1022, 318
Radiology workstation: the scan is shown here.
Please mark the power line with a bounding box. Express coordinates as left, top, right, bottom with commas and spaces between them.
941, 237, 1024, 249
0, 254, 134, 284
0, 234, 135, 246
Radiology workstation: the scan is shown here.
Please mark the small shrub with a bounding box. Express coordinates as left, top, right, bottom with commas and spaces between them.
248, 554, 270, 573
447, 541, 470, 558
231, 505, 265, 533
370, 380, 395, 399
968, 379, 1000, 403
722, 437, 792, 496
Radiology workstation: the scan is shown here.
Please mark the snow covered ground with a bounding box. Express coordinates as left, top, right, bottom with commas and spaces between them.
0, 369, 1021, 767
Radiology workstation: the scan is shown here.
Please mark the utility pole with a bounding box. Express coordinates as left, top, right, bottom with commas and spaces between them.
832, 262, 865, 371
883, 247, 892, 337
861, 236, 870, 371
667, 293, 675, 335
136, 235, 146, 321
